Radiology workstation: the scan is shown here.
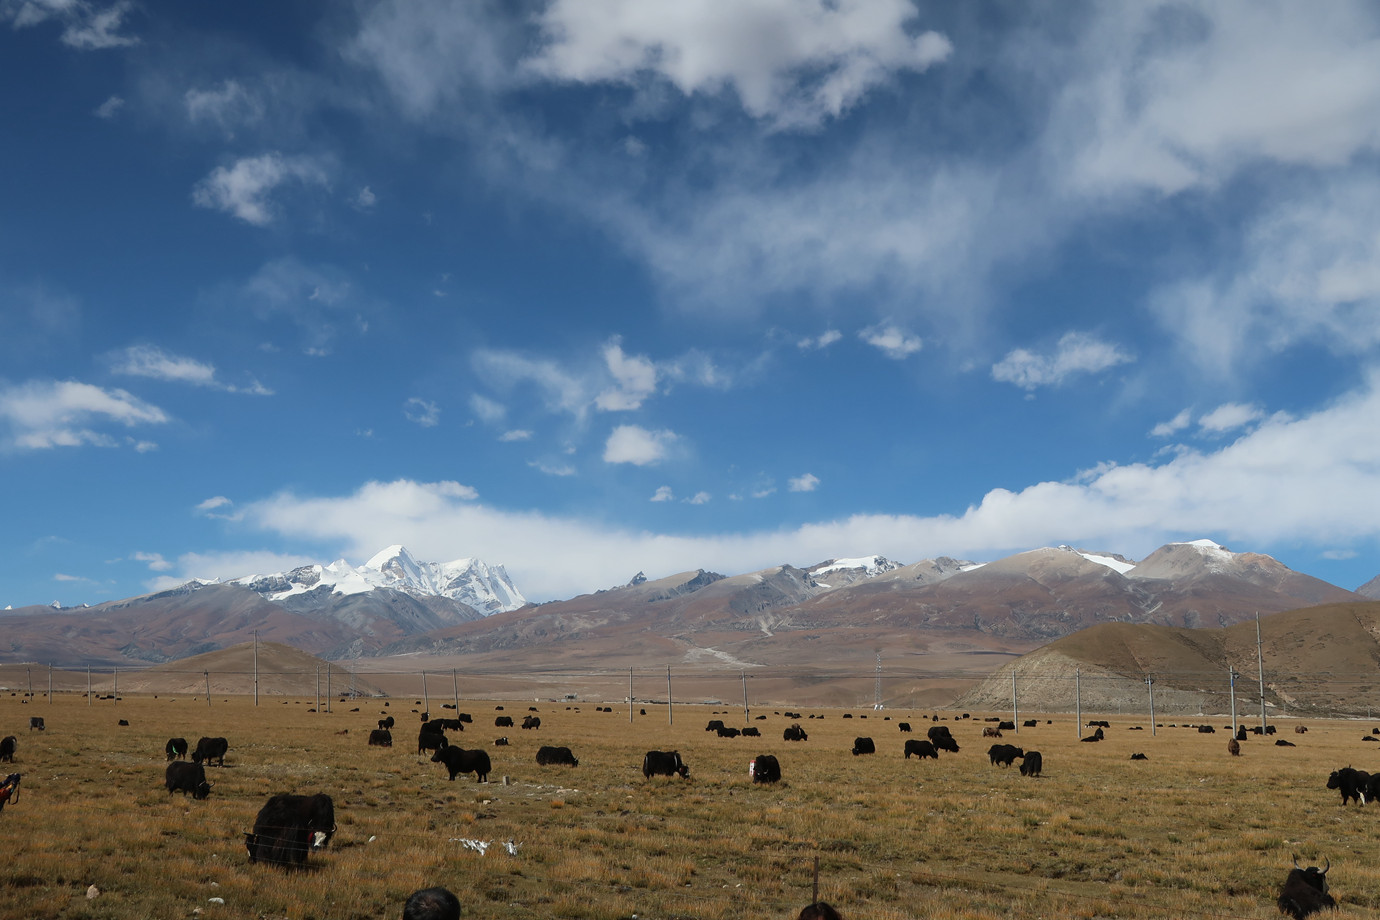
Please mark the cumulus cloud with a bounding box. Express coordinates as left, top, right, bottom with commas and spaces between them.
650, 485, 674, 502
603, 424, 677, 465
595, 337, 658, 411
195, 496, 238, 520
132, 551, 172, 572
526, 0, 952, 130
788, 473, 820, 493
0, 379, 168, 451
499, 429, 532, 442
146, 549, 319, 592
1150, 409, 1193, 439
991, 332, 1133, 391
184, 80, 264, 135
191, 153, 330, 226
684, 491, 711, 505
107, 344, 271, 394
404, 397, 440, 427
859, 324, 922, 359
1197, 402, 1265, 435
469, 394, 506, 424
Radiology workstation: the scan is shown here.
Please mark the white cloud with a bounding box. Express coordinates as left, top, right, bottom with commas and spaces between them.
684, 491, 711, 505
195, 496, 237, 520
132, 551, 172, 572
603, 424, 677, 465
469, 394, 506, 424
1150, 409, 1193, 439
107, 344, 271, 394
213, 372, 1380, 600
859, 323, 922, 359
94, 94, 123, 119
798, 329, 843, 351
1046, 4, 1380, 199
184, 80, 264, 135
788, 473, 820, 493
526, 0, 952, 129
0, 379, 168, 451
991, 332, 1133, 391
528, 459, 576, 477
404, 397, 440, 427
594, 337, 658, 411
1197, 402, 1265, 435
354, 186, 377, 210
4, 0, 137, 49
191, 153, 330, 226
473, 349, 590, 420
233, 257, 375, 355
499, 429, 532, 442
650, 485, 674, 502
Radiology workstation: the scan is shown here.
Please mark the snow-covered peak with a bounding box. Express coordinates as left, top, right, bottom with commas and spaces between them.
1055, 545, 1138, 575
230, 546, 526, 615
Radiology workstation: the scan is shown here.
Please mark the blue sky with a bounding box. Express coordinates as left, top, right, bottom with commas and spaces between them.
4, 0, 1380, 607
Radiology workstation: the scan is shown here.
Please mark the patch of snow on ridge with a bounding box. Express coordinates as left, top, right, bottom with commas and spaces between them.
1078, 552, 1136, 575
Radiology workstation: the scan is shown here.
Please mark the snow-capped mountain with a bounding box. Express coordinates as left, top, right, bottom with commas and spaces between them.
230, 545, 526, 617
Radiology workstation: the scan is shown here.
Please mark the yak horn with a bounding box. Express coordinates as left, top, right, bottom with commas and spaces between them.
1292, 854, 1302, 870
1322, 857, 1330, 875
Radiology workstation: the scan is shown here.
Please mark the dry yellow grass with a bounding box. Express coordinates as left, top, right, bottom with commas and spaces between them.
0, 692, 1376, 920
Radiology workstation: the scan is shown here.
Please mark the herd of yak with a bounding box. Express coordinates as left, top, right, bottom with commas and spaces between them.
0, 706, 1350, 916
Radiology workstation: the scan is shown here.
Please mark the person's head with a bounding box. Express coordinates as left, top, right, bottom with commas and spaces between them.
403, 887, 461, 920
797, 903, 843, 920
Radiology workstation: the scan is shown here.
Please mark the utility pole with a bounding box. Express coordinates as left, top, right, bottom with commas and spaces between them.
421, 670, 428, 715
1147, 676, 1156, 736
205, 670, 211, 709
1075, 668, 1082, 739
1012, 670, 1019, 733
1229, 668, 1238, 737
628, 668, 633, 724
666, 666, 673, 726
874, 652, 882, 710
253, 630, 259, 707
1256, 613, 1268, 733
452, 670, 459, 713
741, 670, 749, 720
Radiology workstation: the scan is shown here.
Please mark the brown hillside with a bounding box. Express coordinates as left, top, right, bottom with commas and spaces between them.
956, 601, 1380, 716
113, 642, 387, 697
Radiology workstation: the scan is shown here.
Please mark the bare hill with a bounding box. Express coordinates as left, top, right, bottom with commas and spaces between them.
114, 642, 387, 697
955, 601, 1380, 717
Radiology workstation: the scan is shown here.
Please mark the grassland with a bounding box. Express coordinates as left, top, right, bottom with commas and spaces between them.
1, 691, 1377, 920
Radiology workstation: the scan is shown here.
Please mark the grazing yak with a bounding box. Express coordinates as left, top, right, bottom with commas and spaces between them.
1022, 719, 1038, 728
1236, 726, 1248, 742
536, 745, 578, 767
245, 793, 336, 866
717, 726, 741, 738
1197, 725, 1216, 733
982, 726, 1003, 738
1276, 739, 1297, 747
1019, 751, 1043, 777
1277, 856, 1336, 920
1327, 767, 1371, 805
29, 717, 44, 731
495, 716, 515, 728
741, 726, 761, 737
928, 725, 960, 753
783, 724, 808, 742
521, 715, 541, 730
432, 746, 491, 782
0, 736, 14, 764
706, 720, 726, 732
642, 750, 689, 779
897, 722, 912, 733
1130, 753, 1149, 760
494, 737, 509, 746
904, 739, 938, 759
417, 730, 448, 756
851, 737, 876, 756
165, 762, 211, 799
1080, 727, 1105, 743
750, 754, 782, 783
378, 716, 395, 731
367, 729, 392, 747
165, 737, 188, 761
192, 737, 228, 766
1228, 738, 1241, 756
988, 743, 1024, 767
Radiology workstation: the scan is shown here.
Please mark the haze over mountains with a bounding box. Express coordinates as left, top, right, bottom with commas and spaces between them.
0, 540, 1367, 678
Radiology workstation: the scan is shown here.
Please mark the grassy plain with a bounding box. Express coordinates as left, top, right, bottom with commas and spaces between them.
1, 691, 1377, 920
